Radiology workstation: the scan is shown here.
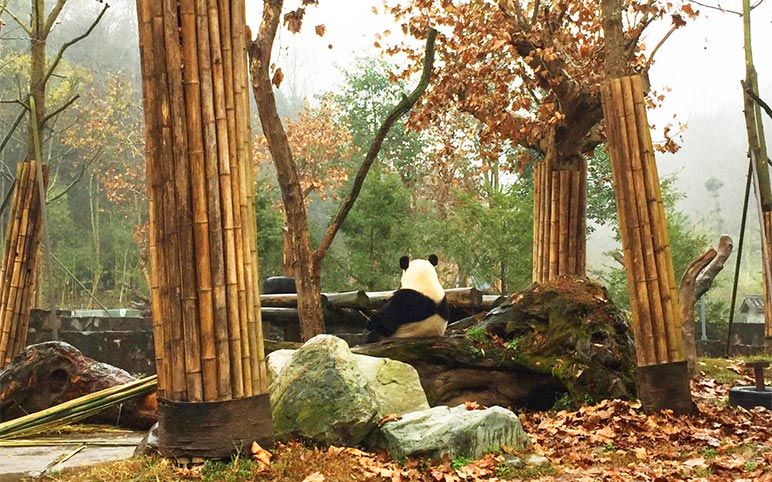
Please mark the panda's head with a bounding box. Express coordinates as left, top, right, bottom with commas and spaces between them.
399, 254, 445, 303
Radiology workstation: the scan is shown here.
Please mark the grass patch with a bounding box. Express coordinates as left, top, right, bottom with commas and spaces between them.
500, 464, 558, 480
697, 358, 744, 384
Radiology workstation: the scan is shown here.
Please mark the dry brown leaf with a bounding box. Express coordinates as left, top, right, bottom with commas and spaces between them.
250, 441, 272, 468
464, 400, 486, 410
302, 471, 325, 482
378, 414, 403, 426
272, 68, 284, 89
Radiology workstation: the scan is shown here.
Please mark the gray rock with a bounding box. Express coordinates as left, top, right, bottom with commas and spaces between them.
525, 454, 551, 468
268, 338, 428, 418
270, 335, 375, 445
503, 454, 525, 469
268, 335, 427, 446
133, 423, 159, 457
374, 405, 530, 460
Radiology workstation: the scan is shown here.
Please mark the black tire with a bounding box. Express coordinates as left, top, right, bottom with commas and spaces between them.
728, 386, 772, 409
263, 276, 297, 295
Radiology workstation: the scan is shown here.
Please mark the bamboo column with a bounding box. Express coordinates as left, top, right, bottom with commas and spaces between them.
136, 0, 272, 458
532, 158, 586, 283
601, 75, 693, 414
0, 161, 46, 368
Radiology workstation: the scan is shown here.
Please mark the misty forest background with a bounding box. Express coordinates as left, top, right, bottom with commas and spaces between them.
0, 0, 765, 342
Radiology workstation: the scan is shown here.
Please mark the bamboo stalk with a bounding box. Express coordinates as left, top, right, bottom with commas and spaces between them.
149, 1, 178, 398
558, 170, 569, 274
162, 0, 202, 402
232, 0, 266, 394
601, 80, 656, 366
0, 164, 26, 365
548, 171, 559, 279
568, 169, 580, 274
157, 16, 188, 402
629, 76, 682, 361
578, 159, 587, 273
135, 0, 166, 395
533, 162, 542, 281
0, 162, 35, 365
195, 0, 231, 401
539, 162, 549, 282
216, 0, 252, 396
619, 77, 668, 364
177, 0, 218, 402
205, 0, 244, 399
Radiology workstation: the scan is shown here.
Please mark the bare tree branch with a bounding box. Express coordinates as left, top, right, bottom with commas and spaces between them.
42, 0, 67, 37
46, 147, 100, 203
42, 3, 108, 88
643, 23, 679, 73
0, 107, 25, 154
0, 6, 32, 35
314, 28, 437, 263
41, 94, 79, 125
687, 0, 742, 16
742, 80, 772, 121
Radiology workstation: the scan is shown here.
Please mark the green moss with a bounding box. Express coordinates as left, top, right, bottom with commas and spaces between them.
466, 326, 488, 342
451, 456, 474, 470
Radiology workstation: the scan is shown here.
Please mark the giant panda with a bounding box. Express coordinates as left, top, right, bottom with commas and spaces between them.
366, 254, 450, 342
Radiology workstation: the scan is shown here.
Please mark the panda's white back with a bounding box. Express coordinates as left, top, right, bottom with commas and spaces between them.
400, 259, 445, 303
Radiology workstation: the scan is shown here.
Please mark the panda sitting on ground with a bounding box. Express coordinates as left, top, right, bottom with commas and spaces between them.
366, 254, 450, 342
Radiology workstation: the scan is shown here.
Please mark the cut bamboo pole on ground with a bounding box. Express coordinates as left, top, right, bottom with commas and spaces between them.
601, 74, 693, 414
0, 160, 46, 368
136, 0, 272, 457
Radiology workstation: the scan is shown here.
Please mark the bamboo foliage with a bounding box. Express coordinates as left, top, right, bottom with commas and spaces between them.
532, 159, 587, 283
0, 161, 46, 368
601, 75, 684, 367
135, 0, 267, 401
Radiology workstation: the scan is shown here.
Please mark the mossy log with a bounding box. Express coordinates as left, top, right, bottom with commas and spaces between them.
266, 277, 636, 411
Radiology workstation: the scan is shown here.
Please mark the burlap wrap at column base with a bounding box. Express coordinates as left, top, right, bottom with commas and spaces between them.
158, 393, 273, 459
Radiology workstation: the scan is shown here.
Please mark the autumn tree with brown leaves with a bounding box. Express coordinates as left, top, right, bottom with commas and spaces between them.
248, 1, 436, 340
386, 0, 695, 283
254, 97, 356, 276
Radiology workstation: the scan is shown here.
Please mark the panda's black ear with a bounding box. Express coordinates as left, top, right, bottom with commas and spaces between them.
399, 256, 410, 270
428, 254, 438, 266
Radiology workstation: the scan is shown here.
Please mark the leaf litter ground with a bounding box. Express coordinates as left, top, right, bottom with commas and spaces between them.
39, 359, 772, 482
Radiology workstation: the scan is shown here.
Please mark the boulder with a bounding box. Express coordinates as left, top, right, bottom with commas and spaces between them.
269, 344, 429, 419
268, 335, 428, 446
373, 405, 530, 460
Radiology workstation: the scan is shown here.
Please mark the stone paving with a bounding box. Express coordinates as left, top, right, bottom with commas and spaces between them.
0, 431, 143, 481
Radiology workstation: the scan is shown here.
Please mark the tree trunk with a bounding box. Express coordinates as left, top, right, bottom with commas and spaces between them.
29, 0, 47, 160
249, 0, 324, 339
678, 236, 733, 375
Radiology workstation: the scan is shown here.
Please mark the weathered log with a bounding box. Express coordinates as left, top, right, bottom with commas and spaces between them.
679, 235, 733, 375
0, 342, 156, 429
260, 288, 484, 311
323, 291, 369, 310
261, 293, 329, 309
265, 278, 636, 411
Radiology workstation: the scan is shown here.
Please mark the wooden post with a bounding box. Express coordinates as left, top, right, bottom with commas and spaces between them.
601, 75, 694, 414
136, 0, 272, 458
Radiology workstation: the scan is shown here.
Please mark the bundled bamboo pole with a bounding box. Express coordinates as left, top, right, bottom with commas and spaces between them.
601, 75, 684, 367
532, 159, 586, 283
0, 160, 45, 368
136, 0, 271, 456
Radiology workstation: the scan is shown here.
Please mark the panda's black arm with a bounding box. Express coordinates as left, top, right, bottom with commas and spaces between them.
368, 289, 438, 336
